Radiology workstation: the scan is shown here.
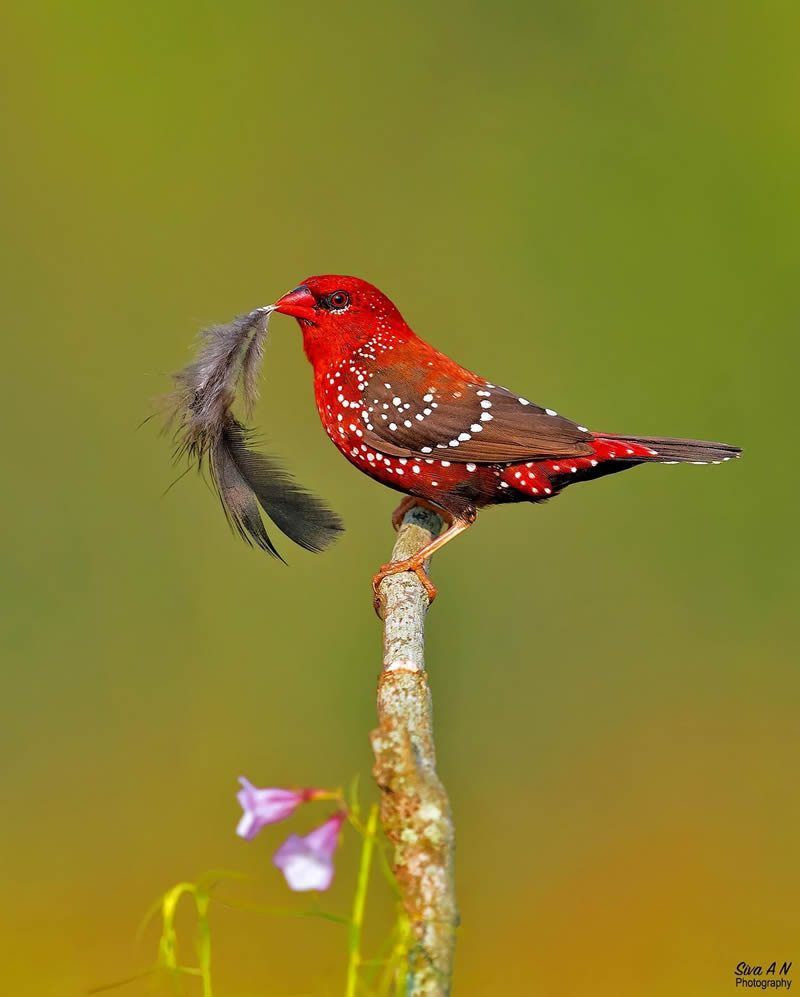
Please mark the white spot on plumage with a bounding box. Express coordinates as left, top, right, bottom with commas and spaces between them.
480, 412, 493, 422
421, 446, 432, 453
519, 397, 530, 405
389, 422, 397, 431
458, 432, 471, 441
441, 461, 450, 467
480, 400, 492, 409
545, 408, 557, 416
423, 393, 433, 402
466, 463, 476, 472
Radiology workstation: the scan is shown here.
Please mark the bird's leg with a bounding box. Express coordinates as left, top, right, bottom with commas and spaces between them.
391, 496, 453, 532
372, 510, 476, 611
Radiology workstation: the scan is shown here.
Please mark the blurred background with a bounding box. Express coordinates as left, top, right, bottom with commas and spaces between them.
2, 1, 798, 994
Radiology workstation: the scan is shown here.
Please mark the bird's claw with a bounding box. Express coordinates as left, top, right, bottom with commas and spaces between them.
391, 497, 452, 532
391, 497, 419, 532
372, 558, 438, 617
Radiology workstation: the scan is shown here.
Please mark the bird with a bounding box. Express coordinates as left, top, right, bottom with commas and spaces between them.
267, 275, 741, 604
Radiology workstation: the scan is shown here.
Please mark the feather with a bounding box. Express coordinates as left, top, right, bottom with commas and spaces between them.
165, 307, 344, 558
240, 315, 270, 418
354, 374, 593, 462
168, 307, 270, 457
593, 434, 742, 463
215, 423, 344, 555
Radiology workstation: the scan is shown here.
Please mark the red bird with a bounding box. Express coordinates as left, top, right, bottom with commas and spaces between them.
270, 275, 741, 602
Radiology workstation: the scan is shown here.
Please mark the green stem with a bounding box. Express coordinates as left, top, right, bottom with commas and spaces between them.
195, 890, 213, 997
345, 803, 379, 997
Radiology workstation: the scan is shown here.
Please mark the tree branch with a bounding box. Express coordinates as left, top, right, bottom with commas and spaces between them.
370, 506, 458, 997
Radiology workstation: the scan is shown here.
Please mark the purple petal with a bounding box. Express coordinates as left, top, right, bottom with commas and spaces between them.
303, 812, 345, 859
236, 777, 305, 840
272, 812, 345, 892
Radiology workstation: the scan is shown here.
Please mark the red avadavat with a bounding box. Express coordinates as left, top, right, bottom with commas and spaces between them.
273, 276, 741, 600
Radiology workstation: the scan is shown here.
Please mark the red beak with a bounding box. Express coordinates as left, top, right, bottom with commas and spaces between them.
273, 284, 318, 323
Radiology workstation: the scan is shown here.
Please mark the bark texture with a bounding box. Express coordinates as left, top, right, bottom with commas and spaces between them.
371, 505, 458, 996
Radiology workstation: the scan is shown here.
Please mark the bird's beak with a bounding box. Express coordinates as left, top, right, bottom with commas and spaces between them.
273, 285, 317, 323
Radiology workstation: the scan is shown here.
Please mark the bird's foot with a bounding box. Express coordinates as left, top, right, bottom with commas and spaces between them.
372, 556, 438, 615
391, 497, 451, 532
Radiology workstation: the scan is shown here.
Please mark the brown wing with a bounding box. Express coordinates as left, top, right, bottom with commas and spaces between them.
357, 374, 593, 463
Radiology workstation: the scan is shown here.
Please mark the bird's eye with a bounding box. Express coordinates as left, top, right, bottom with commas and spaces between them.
329, 290, 350, 311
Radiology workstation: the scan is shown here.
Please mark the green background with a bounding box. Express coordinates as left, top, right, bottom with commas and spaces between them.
2, 1, 798, 994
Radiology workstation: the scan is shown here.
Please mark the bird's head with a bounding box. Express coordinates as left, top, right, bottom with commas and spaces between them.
273, 275, 408, 366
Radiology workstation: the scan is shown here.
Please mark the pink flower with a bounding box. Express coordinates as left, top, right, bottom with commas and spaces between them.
236, 778, 310, 840
272, 812, 346, 892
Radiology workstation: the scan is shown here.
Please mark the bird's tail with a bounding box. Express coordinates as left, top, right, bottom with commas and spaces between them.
592, 434, 742, 464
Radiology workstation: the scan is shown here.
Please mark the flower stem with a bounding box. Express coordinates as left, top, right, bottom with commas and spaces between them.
345, 803, 379, 997
195, 890, 213, 997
